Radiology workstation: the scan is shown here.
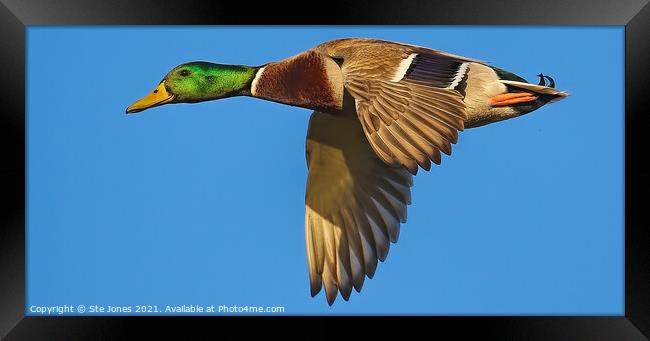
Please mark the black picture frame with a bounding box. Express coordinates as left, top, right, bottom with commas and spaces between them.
1, 0, 648, 339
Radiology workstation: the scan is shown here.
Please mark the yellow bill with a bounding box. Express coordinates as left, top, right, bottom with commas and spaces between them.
126, 82, 174, 113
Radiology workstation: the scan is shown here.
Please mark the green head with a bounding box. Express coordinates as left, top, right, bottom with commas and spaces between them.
126, 62, 257, 113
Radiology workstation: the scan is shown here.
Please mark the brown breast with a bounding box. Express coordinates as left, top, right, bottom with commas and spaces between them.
252, 51, 343, 111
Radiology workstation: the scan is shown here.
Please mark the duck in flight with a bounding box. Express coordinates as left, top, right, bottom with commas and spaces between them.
126, 38, 568, 305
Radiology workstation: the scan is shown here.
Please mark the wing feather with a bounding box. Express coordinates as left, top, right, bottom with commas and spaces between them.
304, 39, 478, 304
315, 39, 472, 173
305, 111, 412, 304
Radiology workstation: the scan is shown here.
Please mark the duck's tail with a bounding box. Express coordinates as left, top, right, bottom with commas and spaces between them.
497, 79, 570, 103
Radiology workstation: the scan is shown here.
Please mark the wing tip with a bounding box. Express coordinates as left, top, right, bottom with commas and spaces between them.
353, 280, 364, 293
310, 284, 321, 297
326, 293, 337, 306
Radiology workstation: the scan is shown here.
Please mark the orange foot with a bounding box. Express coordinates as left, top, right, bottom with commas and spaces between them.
490, 92, 538, 106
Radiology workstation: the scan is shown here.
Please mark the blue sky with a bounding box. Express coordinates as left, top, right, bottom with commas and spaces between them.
26, 26, 623, 315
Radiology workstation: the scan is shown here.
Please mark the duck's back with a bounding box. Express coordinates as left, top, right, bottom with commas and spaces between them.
253, 38, 566, 160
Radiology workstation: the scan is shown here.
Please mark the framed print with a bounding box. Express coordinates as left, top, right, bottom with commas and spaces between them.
1, 0, 648, 339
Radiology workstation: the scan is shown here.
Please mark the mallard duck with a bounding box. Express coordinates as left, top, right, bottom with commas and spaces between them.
126, 38, 568, 305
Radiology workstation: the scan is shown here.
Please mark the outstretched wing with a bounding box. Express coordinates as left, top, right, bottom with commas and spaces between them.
315, 38, 477, 174
305, 111, 413, 305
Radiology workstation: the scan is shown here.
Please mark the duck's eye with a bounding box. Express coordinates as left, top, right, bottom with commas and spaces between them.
179, 70, 191, 77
